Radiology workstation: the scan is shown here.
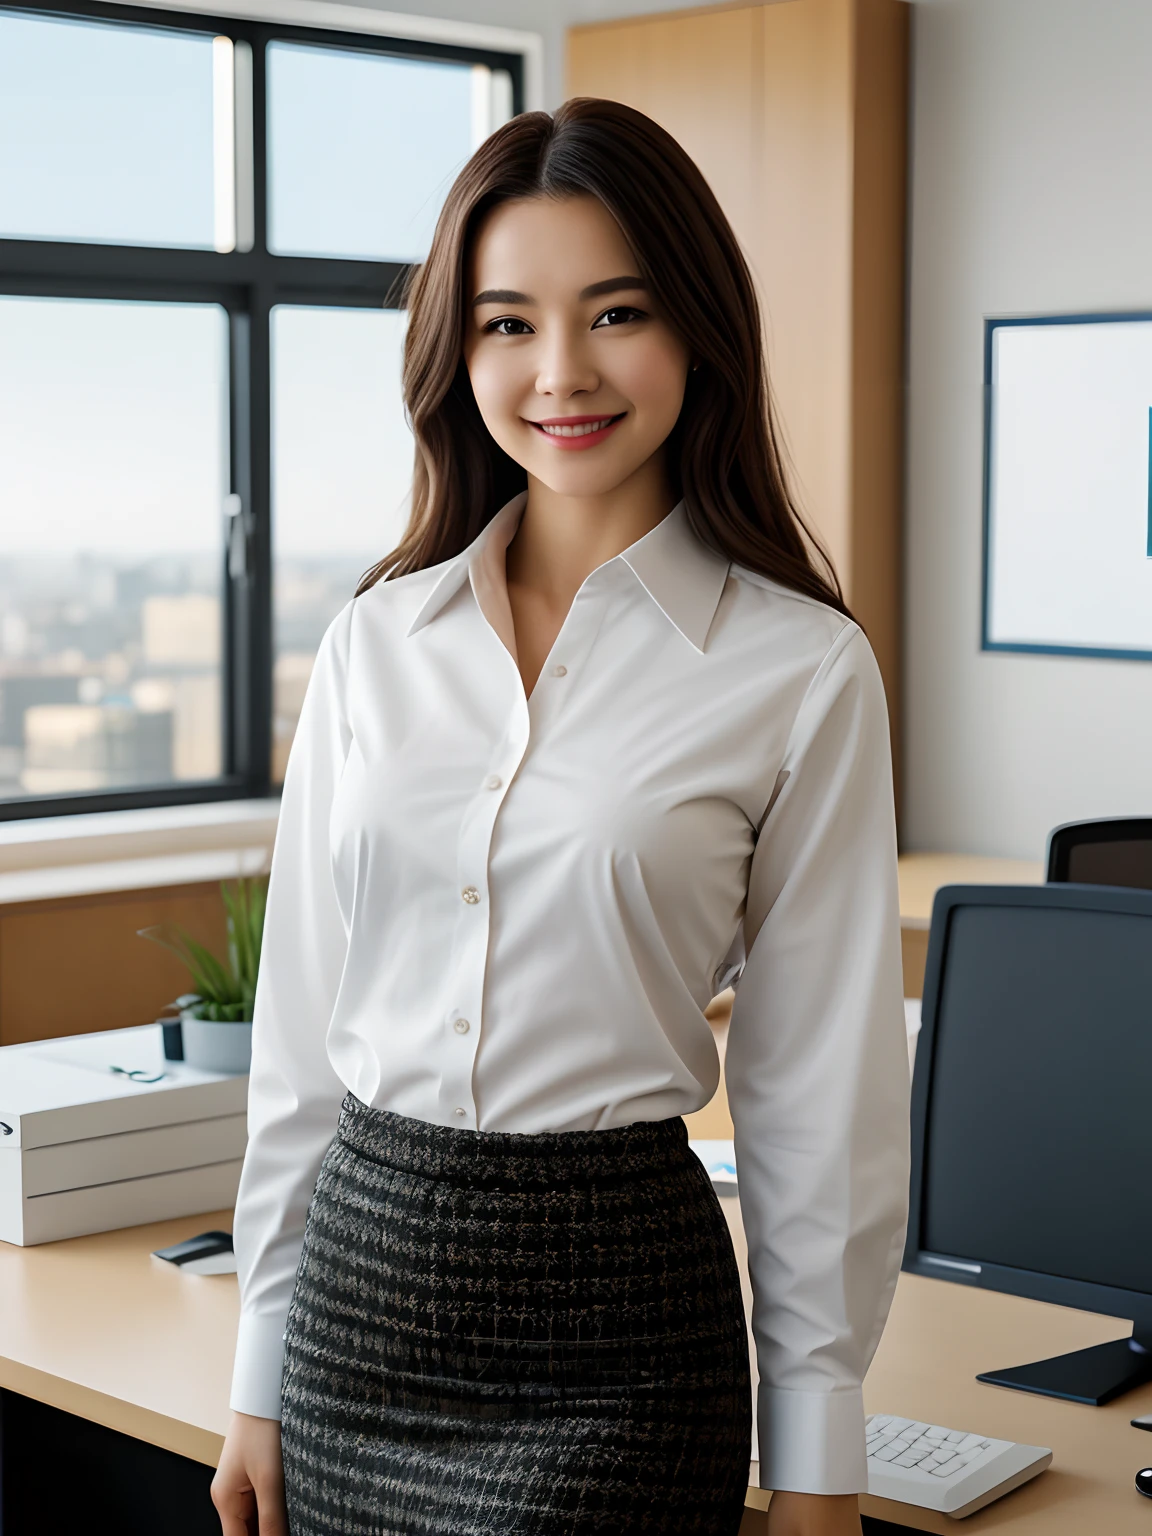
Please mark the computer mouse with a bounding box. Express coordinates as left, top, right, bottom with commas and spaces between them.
1136, 1467, 1152, 1500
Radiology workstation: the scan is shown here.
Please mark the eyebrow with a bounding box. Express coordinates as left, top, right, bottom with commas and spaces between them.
471, 276, 648, 308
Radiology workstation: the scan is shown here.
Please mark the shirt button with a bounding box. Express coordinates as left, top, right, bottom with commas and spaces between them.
454, 1107, 467, 1118
453, 1018, 470, 1034
485, 775, 502, 791
551, 664, 567, 677
461, 886, 480, 904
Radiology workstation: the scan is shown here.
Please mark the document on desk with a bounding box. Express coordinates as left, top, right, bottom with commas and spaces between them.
689, 1138, 738, 1187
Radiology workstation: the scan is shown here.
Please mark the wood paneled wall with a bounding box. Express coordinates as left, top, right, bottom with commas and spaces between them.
568, 0, 909, 777
0, 884, 228, 1046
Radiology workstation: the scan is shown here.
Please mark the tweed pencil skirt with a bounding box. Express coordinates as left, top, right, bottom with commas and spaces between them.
280, 1093, 752, 1536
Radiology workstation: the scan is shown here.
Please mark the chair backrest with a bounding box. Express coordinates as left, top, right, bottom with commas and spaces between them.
1045, 818, 1152, 889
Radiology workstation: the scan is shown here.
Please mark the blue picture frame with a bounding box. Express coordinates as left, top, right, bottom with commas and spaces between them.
981, 310, 1152, 663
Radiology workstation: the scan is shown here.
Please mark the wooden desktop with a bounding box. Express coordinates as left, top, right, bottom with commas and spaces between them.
2, 1204, 1150, 1533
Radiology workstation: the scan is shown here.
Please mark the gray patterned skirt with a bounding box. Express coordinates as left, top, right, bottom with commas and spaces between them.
280, 1094, 752, 1536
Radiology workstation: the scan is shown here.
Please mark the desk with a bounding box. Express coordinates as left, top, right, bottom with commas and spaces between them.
3, 1209, 1150, 1533
0, 1210, 234, 1467
857, 1275, 1152, 1532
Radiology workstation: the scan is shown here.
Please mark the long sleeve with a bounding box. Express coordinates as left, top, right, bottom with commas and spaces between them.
725, 622, 909, 1495
230, 602, 354, 1420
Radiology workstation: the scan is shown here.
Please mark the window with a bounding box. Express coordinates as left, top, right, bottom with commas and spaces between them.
0, 2, 520, 817
0, 295, 229, 796
270, 305, 411, 777
267, 42, 485, 261
0, 11, 221, 249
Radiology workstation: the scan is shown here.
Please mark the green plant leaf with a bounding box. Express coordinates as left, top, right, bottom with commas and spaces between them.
139, 924, 236, 1003
137, 874, 269, 1021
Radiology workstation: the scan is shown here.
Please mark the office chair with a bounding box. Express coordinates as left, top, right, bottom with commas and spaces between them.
1045, 818, 1152, 890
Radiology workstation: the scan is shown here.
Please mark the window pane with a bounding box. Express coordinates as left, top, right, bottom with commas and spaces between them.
0, 12, 229, 250
272, 305, 411, 777
0, 298, 229, 800
267, 42, 475, 260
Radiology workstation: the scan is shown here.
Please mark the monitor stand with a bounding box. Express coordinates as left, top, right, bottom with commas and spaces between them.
977, 1329, 1152, 1406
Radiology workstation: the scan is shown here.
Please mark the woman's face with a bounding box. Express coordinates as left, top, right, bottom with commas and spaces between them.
463, 194, 691, 500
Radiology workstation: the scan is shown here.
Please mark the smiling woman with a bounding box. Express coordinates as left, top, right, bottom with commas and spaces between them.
465, 196, 688, 487
461, 191, 695, 691
217, 96, 907, 1536
360, 98, 848, 619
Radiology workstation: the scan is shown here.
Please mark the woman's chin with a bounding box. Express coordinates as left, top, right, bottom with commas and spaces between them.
522, 454, 654, 501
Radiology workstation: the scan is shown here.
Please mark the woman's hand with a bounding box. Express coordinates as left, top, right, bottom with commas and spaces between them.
211, 1411, 288, 1536
765, 1490, 862, 1536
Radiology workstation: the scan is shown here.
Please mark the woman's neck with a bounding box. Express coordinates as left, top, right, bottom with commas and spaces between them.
507, 459, 675, 610
503, 457, 676, 697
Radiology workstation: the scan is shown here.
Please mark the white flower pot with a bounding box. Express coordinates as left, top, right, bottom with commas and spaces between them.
180, 1015, 252, 1074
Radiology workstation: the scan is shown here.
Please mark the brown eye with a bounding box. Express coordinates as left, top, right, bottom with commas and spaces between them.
487, 316, 533, 336
592, 306, 644, 329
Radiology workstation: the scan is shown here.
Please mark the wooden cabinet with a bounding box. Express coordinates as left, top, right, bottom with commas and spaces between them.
0, 884, 227, 1046
569, 0, 909, 768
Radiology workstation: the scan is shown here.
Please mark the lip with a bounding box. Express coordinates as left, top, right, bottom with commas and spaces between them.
525, 412, 627, 451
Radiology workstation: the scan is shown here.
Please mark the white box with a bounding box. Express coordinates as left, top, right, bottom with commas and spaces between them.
0, 1024, 248, 1245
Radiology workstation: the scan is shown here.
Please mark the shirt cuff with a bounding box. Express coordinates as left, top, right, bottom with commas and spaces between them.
229, 1311, 288, 1420
757, 1384, 867, 1494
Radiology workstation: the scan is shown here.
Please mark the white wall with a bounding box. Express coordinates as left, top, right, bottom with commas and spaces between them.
905, 0, 1152, 858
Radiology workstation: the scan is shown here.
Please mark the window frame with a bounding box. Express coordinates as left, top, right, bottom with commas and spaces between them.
0, 0, 524, 821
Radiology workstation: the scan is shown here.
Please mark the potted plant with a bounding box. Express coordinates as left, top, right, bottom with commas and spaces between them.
139, 876, 268, 1074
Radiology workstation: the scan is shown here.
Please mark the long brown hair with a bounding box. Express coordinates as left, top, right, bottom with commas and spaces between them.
358, 97, 847, 616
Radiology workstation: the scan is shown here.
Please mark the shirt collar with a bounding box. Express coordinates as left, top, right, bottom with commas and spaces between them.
619, 501, 731, 652
406, 493, 526, 641
406, 494, 730, 654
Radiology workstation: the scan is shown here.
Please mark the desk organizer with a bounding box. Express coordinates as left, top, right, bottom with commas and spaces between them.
0, 1024, 247, 1245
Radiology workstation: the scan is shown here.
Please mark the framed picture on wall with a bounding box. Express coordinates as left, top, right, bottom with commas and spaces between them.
983, 312, 1152, 661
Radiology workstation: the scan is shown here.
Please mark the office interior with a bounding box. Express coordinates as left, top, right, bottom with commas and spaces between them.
2, 0, 1152, 1530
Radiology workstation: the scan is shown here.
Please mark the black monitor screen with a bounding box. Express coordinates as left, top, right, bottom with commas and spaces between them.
1066, 839, 1152, 890
922, 902, 1152, 1295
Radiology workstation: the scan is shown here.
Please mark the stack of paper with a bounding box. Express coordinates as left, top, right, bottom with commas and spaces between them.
0, 1024, 247, 1245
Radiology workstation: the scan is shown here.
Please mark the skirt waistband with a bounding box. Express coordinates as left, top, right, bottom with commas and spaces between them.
335, 1093, 692, 1191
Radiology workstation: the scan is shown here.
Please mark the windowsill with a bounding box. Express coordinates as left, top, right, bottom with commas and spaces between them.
0, 798, 281, 905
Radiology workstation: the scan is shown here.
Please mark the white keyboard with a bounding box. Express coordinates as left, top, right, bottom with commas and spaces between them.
866, 1414, 1052, 1518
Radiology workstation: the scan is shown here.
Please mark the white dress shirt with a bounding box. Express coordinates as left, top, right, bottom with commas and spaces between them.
230, 493, 910, 1497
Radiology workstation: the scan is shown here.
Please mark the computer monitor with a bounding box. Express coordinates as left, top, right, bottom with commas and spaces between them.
1046, 817, 1152, 890
905, 882, 1152, 1406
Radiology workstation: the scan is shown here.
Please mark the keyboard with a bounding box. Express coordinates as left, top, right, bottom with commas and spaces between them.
866, 1414, 1052, 1518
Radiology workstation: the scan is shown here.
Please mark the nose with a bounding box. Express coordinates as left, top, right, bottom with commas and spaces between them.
534, 324, 599, 399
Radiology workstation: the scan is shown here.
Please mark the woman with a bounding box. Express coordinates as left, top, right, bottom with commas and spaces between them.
213, 99, 909, 1536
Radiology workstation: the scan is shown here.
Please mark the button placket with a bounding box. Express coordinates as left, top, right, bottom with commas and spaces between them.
525, 575, 611, 741
438, 569, 606, 1130
438, 690, 530, 1129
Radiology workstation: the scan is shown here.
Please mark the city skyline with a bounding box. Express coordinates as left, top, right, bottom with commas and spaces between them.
1, 295, 415, 803
0, 547, 375, 798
